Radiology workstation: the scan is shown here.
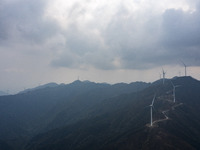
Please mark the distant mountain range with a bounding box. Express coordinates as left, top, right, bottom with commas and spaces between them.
0, 77, 200, 150
18, 82, 58, 94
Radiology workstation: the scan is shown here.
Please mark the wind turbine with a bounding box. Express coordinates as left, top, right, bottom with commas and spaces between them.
149, 94, 156, 126
171, 81, 180, 103
162, 68, 166, 84
181, 61, 187, 76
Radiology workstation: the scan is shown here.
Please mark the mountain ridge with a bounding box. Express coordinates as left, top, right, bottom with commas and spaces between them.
18, 82, 59, 94
0, 77, 200, 150
0, 79, 150, 150
25, 76, 200, 150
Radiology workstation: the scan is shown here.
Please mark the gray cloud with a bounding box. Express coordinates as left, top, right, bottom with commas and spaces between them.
51, 24, 116, 70
162, 9, 200, 47
160, 4, 200, 66
1, 0, 200, 72
1, 0, 200, 93
100, 5, 167, 69
52, 3, 164, 70
0, 0, 59, 44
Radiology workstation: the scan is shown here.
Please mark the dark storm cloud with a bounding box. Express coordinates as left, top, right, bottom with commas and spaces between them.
0, 0, 58, 44
162, 9, 200, 47
102, 3, 200, 69
161, 4, 200, 66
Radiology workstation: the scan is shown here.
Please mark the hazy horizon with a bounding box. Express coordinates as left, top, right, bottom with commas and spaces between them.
2, 75, 198, 95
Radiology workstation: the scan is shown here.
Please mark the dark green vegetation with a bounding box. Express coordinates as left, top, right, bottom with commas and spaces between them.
0, 77, 200, 150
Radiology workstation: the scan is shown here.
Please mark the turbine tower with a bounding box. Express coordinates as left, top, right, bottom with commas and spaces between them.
162, 68, 166, 84
149, 94, 156, 126
181, 61, 187, 76
171, 81, 180, 103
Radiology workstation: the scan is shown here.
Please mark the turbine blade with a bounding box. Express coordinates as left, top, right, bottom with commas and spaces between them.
170, 80, 174, 87
145, 105, 150, 108
175, 85, 181, 87
180, 60, 186, 67
152, 94, 156, 106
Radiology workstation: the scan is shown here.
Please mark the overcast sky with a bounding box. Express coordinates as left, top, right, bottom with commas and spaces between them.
1, 0, 200, 93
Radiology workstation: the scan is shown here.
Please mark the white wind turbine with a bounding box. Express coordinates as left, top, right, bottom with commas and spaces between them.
171, 81, 180, 103
162, 68, 166, 84
149, 94, 156, 126
181, 61, 187, 76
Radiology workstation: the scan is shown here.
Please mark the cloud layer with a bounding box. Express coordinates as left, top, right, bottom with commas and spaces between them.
1, 0, 200, 92
49, 0, 200, 69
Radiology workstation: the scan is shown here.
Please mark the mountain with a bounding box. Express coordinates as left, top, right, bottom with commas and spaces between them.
0, 80, 150, 150
0, 140, 13, 150
18, 82, 58, 94
0, 77, 200, 150
24, 76, 200, 150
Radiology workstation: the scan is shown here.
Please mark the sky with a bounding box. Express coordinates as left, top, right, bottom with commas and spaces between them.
0, 0, 200, 93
